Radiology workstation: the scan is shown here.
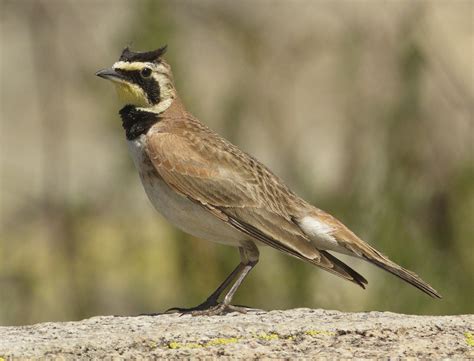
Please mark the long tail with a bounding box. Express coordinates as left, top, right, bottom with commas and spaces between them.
362, 251, 442, 299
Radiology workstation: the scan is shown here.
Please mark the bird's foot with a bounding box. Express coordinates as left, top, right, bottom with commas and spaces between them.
190, 303, 249, 316
165, 298, 219, 314
166, 301, 251, 316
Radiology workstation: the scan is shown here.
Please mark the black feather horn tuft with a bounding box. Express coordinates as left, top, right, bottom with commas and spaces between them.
119, 45, 168, 63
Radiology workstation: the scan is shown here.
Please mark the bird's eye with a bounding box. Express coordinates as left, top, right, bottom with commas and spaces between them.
141, 67, 152, 78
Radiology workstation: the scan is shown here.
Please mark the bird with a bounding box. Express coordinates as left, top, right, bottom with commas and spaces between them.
96, 45, 441, 315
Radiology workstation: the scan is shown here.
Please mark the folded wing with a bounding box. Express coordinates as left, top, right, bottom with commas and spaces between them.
145, 118, 367, 288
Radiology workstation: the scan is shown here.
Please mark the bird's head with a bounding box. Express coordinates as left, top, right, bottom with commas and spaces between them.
96, 45, 176, 114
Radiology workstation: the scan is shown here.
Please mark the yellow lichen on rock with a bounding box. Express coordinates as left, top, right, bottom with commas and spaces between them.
305, 330, 335, 337
206, 337, 239, 347
465, 332, 474, 347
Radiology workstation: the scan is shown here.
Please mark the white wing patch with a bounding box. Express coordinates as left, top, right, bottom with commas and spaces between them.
299, 216, 340, 250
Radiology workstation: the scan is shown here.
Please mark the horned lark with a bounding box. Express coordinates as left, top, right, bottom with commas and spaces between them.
96, 46, 441, 315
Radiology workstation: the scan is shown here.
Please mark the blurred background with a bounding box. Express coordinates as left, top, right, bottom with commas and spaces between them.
1, 0, 473, 326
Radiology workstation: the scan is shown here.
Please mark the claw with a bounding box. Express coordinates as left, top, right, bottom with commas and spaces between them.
189, 303, 250, 316
166, 302, 252, 316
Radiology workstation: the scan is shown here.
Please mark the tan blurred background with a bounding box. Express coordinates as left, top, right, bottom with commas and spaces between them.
1, 0, 473, 326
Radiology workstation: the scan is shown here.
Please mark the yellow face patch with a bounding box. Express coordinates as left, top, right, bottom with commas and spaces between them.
113, 82, 150, 107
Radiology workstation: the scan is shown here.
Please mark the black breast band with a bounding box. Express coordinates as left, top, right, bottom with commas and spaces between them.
119, 105, 160, 140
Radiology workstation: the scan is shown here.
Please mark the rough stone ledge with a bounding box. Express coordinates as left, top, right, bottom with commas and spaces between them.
0, 308, 472, 359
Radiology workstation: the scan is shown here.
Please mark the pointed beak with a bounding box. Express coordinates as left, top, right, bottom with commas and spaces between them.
95, 68, 124, 82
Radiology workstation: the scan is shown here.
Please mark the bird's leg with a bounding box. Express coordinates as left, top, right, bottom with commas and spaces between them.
203, 260, 258, 316
166, 261, 246, 314
199, 262, 247, 307
190, 242, 260, 316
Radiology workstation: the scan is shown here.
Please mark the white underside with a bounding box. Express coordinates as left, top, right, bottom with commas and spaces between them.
127, 136, 246, 246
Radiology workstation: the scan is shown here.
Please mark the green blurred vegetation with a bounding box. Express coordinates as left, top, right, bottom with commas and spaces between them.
1, 0, 473, 325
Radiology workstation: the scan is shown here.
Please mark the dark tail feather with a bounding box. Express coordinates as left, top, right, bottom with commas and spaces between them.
320, 250, 368, 289
364, 256, 442, 299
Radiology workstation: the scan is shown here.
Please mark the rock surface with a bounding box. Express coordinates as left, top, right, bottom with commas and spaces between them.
0, 309, 473, 359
